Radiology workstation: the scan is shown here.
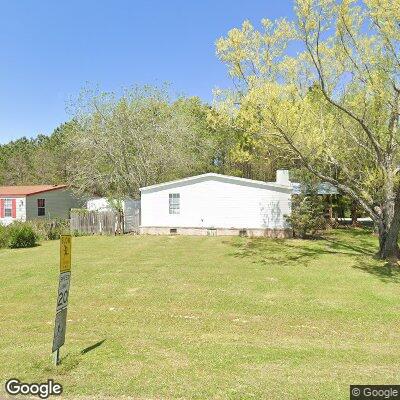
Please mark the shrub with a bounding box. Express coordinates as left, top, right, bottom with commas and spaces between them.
0, 219, 70, 250
7, 223, 39, 248
0, 224, 9, 248
28, 219, 70, 241
285, 194, 327, 238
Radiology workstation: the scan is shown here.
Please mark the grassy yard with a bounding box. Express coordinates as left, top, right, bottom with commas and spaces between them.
0, 229, 399, 399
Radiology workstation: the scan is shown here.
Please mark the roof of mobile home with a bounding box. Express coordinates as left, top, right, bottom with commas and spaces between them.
0, 185, 67, 196
140, 173, 339, 195
140, 173, 291, 192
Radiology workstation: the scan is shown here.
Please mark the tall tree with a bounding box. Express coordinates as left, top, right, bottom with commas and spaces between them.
207, 103, 300, 180
33, 122, 77, 184
0, 138, 38, 185
0, 122, 75, 186
66, 86, 214, 197
216, 0, 400, 260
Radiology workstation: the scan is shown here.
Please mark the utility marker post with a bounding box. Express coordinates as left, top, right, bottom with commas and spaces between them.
52, 235, 72, 365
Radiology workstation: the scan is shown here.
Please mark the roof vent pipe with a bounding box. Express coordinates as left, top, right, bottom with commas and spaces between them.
276, 170, 290, 185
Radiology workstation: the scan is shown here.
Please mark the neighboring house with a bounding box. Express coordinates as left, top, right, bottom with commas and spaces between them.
139, 170, 292, 237
0, 185, 81, 225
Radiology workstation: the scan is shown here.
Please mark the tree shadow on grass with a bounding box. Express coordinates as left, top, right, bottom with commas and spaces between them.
322, 236, 375, 256
227, 232, 400, 283
228, 235, 369, 265
323, 232, 400, 283
352, 261, 400, 283
81, 339, 106, 355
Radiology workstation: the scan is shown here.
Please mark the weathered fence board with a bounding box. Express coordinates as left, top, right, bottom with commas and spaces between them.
70, 201, 140, 235
123, 200, 140, 233
70, 210, 120, 235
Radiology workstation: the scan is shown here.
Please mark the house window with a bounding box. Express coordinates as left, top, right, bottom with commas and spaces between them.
4, 199, 12, 217
169, 193, 180, 214
37, 199, 45, 216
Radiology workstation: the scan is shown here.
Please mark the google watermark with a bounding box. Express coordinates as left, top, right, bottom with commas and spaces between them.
5, 379, 62, 399
351, 385, 400, 400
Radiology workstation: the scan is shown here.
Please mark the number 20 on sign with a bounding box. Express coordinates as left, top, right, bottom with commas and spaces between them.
52, 235, 72, 365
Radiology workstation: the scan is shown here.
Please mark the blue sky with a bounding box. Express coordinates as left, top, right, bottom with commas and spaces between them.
0, 0, 294, 143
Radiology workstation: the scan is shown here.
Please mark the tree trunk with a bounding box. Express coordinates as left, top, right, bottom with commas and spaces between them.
378, 221, 400, 260
376, 166, 400, 261
350, 200, 358, 226
377, 200, 400, 260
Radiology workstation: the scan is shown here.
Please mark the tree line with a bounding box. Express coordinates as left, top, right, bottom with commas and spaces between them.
0, 86, 284, 197
1, 0, 399, 260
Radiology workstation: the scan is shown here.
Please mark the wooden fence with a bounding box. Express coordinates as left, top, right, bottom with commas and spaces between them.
70, 210, 124, 235
123, 200, 140, 233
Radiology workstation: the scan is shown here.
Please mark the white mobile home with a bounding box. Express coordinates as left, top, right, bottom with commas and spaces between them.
139, 171, 292, 237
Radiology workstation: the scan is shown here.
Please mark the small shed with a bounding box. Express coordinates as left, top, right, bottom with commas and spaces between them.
139, 171, 292, 237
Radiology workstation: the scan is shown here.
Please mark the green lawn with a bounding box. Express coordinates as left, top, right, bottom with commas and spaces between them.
0, 229, 399, 399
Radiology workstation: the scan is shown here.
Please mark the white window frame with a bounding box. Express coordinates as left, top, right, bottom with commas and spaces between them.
169, 193, 180, 215
4, 199, 12, 218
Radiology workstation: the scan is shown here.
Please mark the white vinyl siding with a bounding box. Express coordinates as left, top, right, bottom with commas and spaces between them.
141, 176, 291, 229
0, 197, 26, 225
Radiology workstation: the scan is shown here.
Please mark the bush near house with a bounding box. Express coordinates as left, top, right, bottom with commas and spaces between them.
0, 224, 9, 248
286, 193, 327, 238
27, 219, 70, 241
0, 219, 70, 249
7, 223, 39, 248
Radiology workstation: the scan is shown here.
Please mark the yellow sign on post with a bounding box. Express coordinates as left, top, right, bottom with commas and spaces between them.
60, 235, 71, 273
53, 234, 72, 365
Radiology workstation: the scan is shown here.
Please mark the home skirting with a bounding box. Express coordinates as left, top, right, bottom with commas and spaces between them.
139, 226, 292, 238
